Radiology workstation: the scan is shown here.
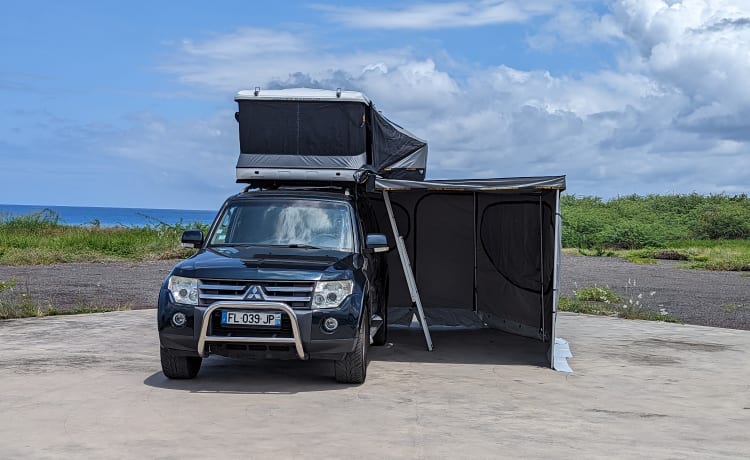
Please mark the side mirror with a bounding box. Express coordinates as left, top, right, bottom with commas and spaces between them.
365, 233, 389, 253
181, 230, 204, 248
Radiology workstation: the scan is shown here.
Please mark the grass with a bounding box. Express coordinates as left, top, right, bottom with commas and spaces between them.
558, 284, 682, 324
562, 194, 750, 271
573, 285, 623, 303
720, 302, 747, 314
620, 240, 750, 271
0, 277, 128, 319
0, 209, 208, 265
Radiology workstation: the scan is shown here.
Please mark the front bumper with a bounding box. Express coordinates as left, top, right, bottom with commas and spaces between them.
198, 301, 305, 358
158, 296, 361, 360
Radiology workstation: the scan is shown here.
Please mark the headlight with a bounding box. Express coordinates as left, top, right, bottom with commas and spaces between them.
313, 280, 353, 309
168, 276, 199, 305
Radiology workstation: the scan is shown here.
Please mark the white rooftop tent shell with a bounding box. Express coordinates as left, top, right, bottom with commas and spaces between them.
234, 88, 428, 183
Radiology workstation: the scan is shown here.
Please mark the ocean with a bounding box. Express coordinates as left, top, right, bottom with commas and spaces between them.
0, 204, 217, 227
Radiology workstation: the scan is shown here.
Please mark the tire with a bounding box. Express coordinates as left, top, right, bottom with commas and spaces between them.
160, 347, 202, 379
334, 310, 369, 384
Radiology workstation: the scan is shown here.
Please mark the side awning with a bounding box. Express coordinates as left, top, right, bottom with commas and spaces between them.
372, 175, 566, 368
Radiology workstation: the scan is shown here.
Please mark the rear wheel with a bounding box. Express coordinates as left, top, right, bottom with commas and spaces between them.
160, 347, 202, 379
334, 310, 369, 384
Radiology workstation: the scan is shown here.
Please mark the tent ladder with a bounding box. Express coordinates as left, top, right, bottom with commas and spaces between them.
382, 190, 434, 351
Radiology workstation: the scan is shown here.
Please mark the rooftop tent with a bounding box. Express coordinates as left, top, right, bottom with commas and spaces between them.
370, 176, 566, 368
235, 88, 428, 183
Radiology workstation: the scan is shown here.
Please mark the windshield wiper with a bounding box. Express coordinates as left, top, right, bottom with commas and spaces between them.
210, 243, 322, 249
267, 244, 320, 249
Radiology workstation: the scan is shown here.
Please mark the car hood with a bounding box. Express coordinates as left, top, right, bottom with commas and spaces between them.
170, 246, 359, 281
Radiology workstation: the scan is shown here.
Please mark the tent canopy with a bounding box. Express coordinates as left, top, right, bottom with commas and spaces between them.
375, 176, 566, 192
235, 88, 428, 183
368, 176, 565, 360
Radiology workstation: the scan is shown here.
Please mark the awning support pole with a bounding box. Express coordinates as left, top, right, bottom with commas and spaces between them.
550, 189, 562, 369
382, 190, 434, 351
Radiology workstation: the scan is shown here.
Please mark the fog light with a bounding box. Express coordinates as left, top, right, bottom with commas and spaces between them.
172, 312, 187, 327
323, 317, 338, 332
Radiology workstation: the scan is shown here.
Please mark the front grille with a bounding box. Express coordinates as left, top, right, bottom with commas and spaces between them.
209, 310, 293, 338
198, 279, 314, 309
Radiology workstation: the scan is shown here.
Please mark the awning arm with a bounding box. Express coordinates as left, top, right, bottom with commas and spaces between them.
382, 190, 434, 351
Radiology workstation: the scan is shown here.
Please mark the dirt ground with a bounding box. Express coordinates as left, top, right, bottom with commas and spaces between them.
0, 254, 748, 330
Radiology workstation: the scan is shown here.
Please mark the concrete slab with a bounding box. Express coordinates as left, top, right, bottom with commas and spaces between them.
0, 311, 748, 459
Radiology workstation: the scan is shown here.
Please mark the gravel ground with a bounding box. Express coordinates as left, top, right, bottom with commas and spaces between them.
1, 254, 748, 329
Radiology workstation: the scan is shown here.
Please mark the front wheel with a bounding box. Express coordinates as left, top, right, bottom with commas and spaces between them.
334, 311, 369, 384
160, 347, 202, 379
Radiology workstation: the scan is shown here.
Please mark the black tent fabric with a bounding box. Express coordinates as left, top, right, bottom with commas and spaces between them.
372, 176, 565, 347
237, 100, 367, 157
370, 109, 428, 180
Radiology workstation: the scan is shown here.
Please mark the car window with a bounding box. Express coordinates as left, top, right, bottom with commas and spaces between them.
209, 200, 354, 251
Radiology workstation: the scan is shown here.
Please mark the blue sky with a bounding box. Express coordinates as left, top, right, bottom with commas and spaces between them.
2, 0, 748, 209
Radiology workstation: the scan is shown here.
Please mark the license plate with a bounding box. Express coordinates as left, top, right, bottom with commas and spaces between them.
221, 310, 282, 328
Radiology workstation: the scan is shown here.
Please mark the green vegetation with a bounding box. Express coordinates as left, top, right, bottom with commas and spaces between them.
0, 278, 36, 318
2, 195, 749, 271
0, 277, 128, 319
572, 285, 623, 303
0, 209, 208, 265
559, 284, 681, 323
562, 194, 750, 271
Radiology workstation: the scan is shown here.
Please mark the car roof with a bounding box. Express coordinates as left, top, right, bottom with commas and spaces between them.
226, 187, 354, 203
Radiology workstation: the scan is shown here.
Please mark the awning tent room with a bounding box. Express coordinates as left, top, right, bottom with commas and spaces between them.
370, 176, 566, 368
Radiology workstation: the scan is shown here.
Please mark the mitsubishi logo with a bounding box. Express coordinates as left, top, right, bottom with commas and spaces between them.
245, 285, 264, 301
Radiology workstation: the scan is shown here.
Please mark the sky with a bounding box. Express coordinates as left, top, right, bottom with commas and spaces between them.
1, 0, 749, 210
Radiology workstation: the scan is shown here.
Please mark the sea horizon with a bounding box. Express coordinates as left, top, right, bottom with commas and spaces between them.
0, 203, 217, 227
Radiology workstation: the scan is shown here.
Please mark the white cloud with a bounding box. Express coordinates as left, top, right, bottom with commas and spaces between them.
162, 28, 413, 93
614, 0, 750, 109
151, 2, 750, 199
527, 6, 624, 48
313, 1, 558, 29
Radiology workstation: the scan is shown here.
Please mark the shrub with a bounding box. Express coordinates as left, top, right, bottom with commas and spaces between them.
599, 221, 665, 250
561, 193, 750, 250
691, 204, 750, 239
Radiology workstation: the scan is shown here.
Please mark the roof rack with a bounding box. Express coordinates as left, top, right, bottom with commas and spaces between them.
240, 169, 375, 192
241, 181, 355, 193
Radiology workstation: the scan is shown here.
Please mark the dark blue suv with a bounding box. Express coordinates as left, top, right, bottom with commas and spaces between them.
157, 187, 389, 383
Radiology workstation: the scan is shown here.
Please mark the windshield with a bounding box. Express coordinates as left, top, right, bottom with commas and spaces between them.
209, 199, 355, 251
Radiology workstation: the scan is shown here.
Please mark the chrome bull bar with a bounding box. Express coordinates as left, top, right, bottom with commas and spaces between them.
197, 301, 306, 359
